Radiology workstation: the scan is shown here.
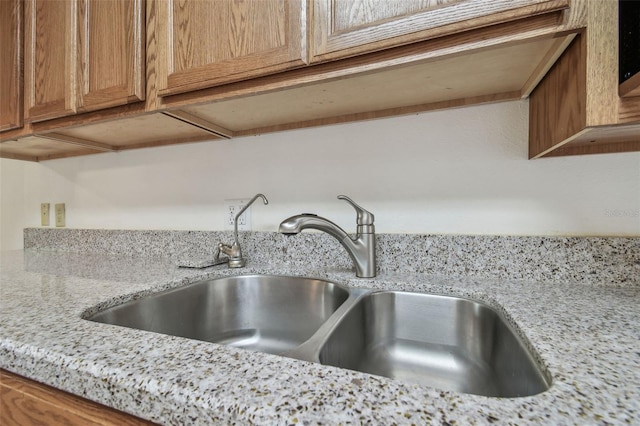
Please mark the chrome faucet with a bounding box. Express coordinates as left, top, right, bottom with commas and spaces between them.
279, 195, 376, 278
217, 193, 268, 268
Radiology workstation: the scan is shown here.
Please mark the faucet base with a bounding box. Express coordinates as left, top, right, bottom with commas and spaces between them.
228, 258, 246, 268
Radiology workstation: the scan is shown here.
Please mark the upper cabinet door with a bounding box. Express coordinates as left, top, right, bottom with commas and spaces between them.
24, 0, 145, 124
311, 0, 569, 62
0, 0, 23, 132
155, 0, 307, 97
24, 0, 78, 123
77, 0, 146, 111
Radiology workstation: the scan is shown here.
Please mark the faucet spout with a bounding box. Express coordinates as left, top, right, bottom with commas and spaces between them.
278, 196, 376, 278
218, 193, 268, 268
279, 214, 348, 240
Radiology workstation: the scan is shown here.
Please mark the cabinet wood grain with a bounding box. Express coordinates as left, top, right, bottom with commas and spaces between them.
0, 369, 154, 425
619, 72, 640, 98
529, 0, 640, 158
528, 33, 587, 158
0, 0, 23, 132
24, 0, 78, 123
311, 0, 569, 62
77, 0, 146, 111
155, 0, 307, 96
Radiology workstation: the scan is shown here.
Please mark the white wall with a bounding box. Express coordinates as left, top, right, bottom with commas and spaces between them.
1, 100, 639, 250
0, 157, 27, 250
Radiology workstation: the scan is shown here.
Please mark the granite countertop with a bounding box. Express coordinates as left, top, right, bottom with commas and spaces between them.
0, 249, 638, 425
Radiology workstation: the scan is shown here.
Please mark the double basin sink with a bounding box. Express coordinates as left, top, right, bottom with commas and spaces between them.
87, 275, 551, 397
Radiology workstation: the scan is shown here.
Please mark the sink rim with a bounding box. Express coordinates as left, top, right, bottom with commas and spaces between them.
80, 273, 351, 320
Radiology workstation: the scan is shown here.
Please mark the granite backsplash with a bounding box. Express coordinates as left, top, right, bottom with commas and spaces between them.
23, 228, 640, 285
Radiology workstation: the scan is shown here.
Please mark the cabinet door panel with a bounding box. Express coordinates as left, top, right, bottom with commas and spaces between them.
331, 0, 454, 31
0, 0, 23, 132
312, 0, 569, 62
24, 0, 77, 123
78, 0, 145, 111
156, 0, 307, 97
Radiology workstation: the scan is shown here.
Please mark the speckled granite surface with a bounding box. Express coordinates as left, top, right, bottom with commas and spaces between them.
0, 228, 640, 424
23, 228, 640, 285
1, 244, 639, 424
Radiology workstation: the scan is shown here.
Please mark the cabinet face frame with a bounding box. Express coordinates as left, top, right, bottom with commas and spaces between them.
77, 0, 146, 111
0, 0, 23, 132
24, 0, 78, 123
154, 0, 308, 97
310, 0, 570, 62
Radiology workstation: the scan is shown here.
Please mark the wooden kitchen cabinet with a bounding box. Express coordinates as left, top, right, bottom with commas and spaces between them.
153, 0, 307, 97
0, 369, 153, 425
76, 0, 146, 111
310, 0, 570, 62
24, 0, 77, 123
2, 0, 589, 161
529, 0, 640, 158
0, 0, 23, 133
24, 0, 145, 123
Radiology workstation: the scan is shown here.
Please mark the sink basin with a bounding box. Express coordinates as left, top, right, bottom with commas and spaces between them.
317, 291, 551, 397
87, 275, 350, 355
87, 276, 550, 397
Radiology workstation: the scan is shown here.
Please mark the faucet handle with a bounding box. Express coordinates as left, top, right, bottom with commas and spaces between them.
337, 195, 374, 226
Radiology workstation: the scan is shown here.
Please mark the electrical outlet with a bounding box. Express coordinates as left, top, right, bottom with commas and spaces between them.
223, 199, 251, 231
41, 203, 50, 226
55, 203, 65, 227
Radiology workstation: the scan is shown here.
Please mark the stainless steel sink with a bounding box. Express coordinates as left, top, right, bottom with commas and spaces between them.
87, 275, 349, 354
317, 291, 551, 397
87, 275, 550, 397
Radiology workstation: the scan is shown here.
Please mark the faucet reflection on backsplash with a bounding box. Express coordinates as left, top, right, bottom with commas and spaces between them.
279, 195, 376, 278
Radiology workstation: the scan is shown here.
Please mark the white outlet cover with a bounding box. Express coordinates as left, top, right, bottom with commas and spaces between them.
41, 203, 50, 227
223, 199, 251, 231
55, 203, 65, 227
